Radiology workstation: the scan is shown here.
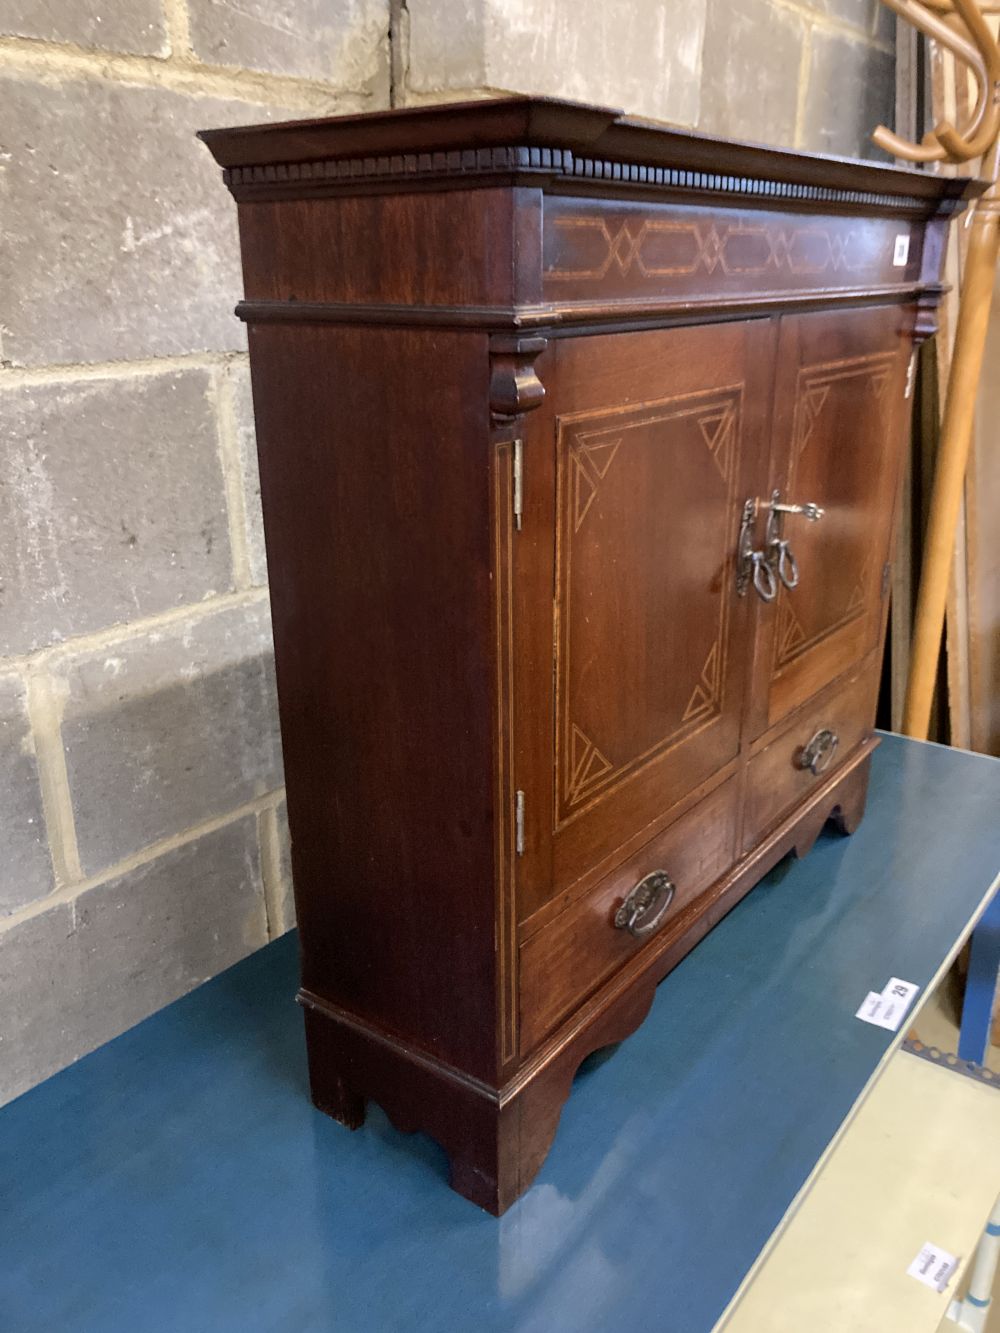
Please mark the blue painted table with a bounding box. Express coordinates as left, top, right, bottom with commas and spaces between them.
959, 886, 1000, 1065
3, 734, 1000, 1333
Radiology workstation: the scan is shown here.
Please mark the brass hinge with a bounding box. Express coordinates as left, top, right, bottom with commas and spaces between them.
515, 789, 525, 856
512, 438, 523, 531
904, 350, 918, 400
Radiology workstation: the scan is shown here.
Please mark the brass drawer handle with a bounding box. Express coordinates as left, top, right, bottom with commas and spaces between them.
798, 728, 839, 776
614, 870, 676, 939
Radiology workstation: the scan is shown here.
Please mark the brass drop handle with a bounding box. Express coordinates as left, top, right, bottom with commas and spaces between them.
773, 539, 799, 591
614, 870, 676, 939
737, 499, 777, 602
752, 550, 777, 602
797, 728, 839, 776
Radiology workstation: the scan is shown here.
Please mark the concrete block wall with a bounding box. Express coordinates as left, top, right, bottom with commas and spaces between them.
0, 1, 894, 1106
401, 0, 895, 158
0, 1, 390, 1105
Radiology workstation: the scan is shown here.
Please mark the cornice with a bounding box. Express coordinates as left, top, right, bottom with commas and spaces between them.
201, 95, 985, 217
222, 144, 948, 215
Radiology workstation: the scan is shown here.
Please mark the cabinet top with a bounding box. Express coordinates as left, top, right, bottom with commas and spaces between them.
199, 94, 979, 214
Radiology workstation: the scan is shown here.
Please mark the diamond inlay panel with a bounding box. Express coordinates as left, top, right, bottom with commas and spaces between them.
775, 352, 897, 671
555, 388, 742, 826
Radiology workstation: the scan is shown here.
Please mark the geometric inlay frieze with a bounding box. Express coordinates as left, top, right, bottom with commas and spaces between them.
547, 216, 873, 285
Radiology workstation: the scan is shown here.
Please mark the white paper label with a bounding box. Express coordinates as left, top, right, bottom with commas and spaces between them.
907, 1241, 959, 1292
856, 991, 886, 1023
856, 977, 920, 1031
893, 234, 910, 266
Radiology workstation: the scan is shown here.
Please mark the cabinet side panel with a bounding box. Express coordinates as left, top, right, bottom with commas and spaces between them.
246, 325, 498, 1079
237, 191, 519, 308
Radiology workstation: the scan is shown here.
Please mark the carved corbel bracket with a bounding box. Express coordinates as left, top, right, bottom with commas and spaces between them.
489, 335, 548, 425
913, 284, 946, 344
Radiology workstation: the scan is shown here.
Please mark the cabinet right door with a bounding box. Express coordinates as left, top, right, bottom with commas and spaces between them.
749, 305, 913, 738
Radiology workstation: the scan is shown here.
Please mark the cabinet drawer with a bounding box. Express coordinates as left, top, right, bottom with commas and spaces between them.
743, 662, 879, 851
519, 777, 738, 1054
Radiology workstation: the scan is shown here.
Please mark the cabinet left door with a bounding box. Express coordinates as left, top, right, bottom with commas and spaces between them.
509, 319, 776, 924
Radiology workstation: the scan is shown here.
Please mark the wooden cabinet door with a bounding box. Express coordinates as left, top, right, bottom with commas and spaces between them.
512, 320, 775, 923
748, 305, 913, 737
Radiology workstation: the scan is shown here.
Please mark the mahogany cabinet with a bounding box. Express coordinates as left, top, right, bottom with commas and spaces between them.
200, 98, 977, 1214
